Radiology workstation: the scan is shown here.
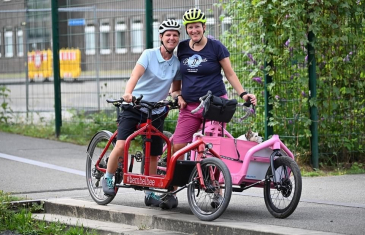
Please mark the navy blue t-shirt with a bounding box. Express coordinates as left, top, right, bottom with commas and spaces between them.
177, 38, 229, 103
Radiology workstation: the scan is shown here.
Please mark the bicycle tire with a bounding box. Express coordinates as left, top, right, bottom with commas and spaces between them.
86, 130, 117, 205
187, 157, 232, 221
264, 155, 302, 218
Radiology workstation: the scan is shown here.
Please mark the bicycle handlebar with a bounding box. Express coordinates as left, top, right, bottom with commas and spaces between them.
191, 91, 212, 114
191, 90, 256, 121
106, 95, 179, 111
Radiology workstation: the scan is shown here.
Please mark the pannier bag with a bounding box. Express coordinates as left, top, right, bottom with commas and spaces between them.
203, 95, 237, 123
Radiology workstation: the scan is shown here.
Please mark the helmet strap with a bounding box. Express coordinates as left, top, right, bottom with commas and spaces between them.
161, 41, 173, 54
192, 34, 204, 49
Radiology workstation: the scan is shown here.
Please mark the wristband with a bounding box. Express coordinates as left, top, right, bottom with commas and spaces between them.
239, 92, 248, 99
176, 95, 183, 99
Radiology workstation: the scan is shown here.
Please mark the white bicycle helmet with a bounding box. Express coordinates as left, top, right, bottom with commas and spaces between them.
159, 19, 181, 34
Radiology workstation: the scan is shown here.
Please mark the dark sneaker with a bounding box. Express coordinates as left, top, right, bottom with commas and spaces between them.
144, 193, 162, 207
102, 177, 116, 196
211, 194, 223, 209
159, 194, 178, 210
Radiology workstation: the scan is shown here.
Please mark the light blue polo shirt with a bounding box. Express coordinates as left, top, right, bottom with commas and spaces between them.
133, 47, 181, 104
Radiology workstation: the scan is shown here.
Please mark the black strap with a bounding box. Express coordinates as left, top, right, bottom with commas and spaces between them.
220, 102, 226, 113
206, 152, 243, 163
220, 155, 243, 163
234, 138, 241, 160
221, 122, 224, 137
202, 117, 206, 135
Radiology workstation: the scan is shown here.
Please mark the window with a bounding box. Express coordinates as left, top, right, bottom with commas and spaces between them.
222, 17, 232, 33
85, 25, 95, 55
16, 29, 24, 57
4, 29, 13, 58
205, 17, 216, 39
100, 21, 110, 55
115, 19, 126, 54
131, 19, 143, 53
153, 20, 160, 48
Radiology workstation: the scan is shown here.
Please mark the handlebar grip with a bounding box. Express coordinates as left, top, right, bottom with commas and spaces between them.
243, 96, 252, 107
106, 98, 124, 103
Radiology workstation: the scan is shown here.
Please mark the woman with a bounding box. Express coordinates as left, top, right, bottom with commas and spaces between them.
102, 19, 182, 208
162, 8, 257, 210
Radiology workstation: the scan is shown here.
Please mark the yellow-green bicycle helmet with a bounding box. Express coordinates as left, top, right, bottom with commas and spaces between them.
182, 8, 207, 26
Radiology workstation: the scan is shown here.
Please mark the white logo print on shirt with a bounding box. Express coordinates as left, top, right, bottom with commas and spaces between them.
183, 54, 208, 73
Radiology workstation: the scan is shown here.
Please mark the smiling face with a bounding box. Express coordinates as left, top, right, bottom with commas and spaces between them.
186, 22, 205, 42
160, 30, 180, 51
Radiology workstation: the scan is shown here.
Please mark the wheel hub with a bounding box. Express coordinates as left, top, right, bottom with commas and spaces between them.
279, 178, 292, 197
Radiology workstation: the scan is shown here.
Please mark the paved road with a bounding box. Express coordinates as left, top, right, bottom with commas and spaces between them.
1, 131, 364, 235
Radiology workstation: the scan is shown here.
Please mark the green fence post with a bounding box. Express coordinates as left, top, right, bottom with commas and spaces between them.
264, 60, 273, 140
51, 0, 62, 138
308, 31, 319, 169
24, 8, 29, 117
145, 0, 153, 49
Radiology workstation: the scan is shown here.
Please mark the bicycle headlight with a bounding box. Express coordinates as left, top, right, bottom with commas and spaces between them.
206, 143, 213, 149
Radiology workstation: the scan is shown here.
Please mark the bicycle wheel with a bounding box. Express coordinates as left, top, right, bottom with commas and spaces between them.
86, 130, 118, 205
187, 157, 232, 221
264, 155, 302, 218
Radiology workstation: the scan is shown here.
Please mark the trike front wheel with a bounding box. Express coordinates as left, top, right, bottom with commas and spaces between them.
86, 130, 118, 205
187, 157, 232, 221
264, 156, 302, 218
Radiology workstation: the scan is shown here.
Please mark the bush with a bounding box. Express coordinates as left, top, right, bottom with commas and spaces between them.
219, 0, 365, 166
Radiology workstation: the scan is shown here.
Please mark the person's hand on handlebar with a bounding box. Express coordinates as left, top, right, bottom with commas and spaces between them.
242, 93, 257, 106
122, 93, 133, 103
176, 95, 187, 110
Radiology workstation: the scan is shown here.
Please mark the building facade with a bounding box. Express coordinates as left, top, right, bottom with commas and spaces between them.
0, 0, 231, 76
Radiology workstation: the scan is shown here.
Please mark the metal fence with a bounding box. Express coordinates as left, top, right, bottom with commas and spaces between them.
0, 0, 364, 166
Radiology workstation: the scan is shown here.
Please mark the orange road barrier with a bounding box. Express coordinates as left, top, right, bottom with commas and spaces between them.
28, 48, 81, 81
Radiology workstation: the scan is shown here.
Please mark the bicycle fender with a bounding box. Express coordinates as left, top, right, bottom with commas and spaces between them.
87, 130, 114, 152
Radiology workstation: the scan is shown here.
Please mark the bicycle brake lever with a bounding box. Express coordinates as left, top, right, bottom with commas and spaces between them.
199, 90, 212, 101
133, 95, 143, 105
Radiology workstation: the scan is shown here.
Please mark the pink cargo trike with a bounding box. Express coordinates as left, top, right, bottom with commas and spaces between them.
160, 91, 302, 218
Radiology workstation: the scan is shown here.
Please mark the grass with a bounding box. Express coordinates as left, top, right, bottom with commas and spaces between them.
0, 191, 98, 235
300, 162, 365, 177
0, 109, 117, 146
